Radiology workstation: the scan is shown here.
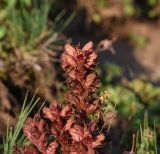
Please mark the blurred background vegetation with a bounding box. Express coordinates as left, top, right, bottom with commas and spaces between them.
0, 0, 160, 153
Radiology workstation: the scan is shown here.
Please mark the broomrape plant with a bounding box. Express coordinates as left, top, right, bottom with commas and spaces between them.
11, 42, 111, 154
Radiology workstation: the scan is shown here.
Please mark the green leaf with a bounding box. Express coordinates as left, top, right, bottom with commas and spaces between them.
0, 27, 6, 39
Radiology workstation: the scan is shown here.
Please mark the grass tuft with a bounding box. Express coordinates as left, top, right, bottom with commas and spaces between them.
3, 91, 40, 154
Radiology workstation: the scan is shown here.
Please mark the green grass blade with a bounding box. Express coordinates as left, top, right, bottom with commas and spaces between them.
3, 92, 40, 154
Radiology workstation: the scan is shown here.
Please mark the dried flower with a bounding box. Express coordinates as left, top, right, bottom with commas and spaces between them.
23, 114, 49, 152
15, 42, 106, 153
62, 42, 101, 113
13, 145, 40, 154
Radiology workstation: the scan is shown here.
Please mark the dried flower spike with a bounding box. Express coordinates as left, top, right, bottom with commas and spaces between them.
14, 42, 106, 154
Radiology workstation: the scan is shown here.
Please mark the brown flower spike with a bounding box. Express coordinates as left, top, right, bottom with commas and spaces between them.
62, 42, 101, 113
15, 42, 106, 154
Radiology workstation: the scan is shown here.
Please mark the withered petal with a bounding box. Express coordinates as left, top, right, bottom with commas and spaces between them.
63, 118, 75, 131
91, 134, 105, 148
43, 107, 54, 121
60, 105, 72, 117
82, 41, 93, 51
85, 52, 97, 67
86, 104, 97, 113
13, 145, 40, 154
88, 121, 97, 133
62, 54, 77, 68
64, 44, 76, 56
69, 125, 84, 142
85, 73, 96, 89
46, 141, 58, 154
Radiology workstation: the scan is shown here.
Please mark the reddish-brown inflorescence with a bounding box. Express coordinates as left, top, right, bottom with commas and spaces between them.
14, 42, 105, 154
62, 42, 101, 114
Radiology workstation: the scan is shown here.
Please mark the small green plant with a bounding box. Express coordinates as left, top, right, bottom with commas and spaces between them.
0, 0, 75, 54
123, 0, 135, 16
101, 62, 123, 84
3, 91, 40, 154
101, 62, 160, 128
96, 0, 108, 8
7, 0, 51, 51
0, 0, 15, 38
136, 112, 158, 154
